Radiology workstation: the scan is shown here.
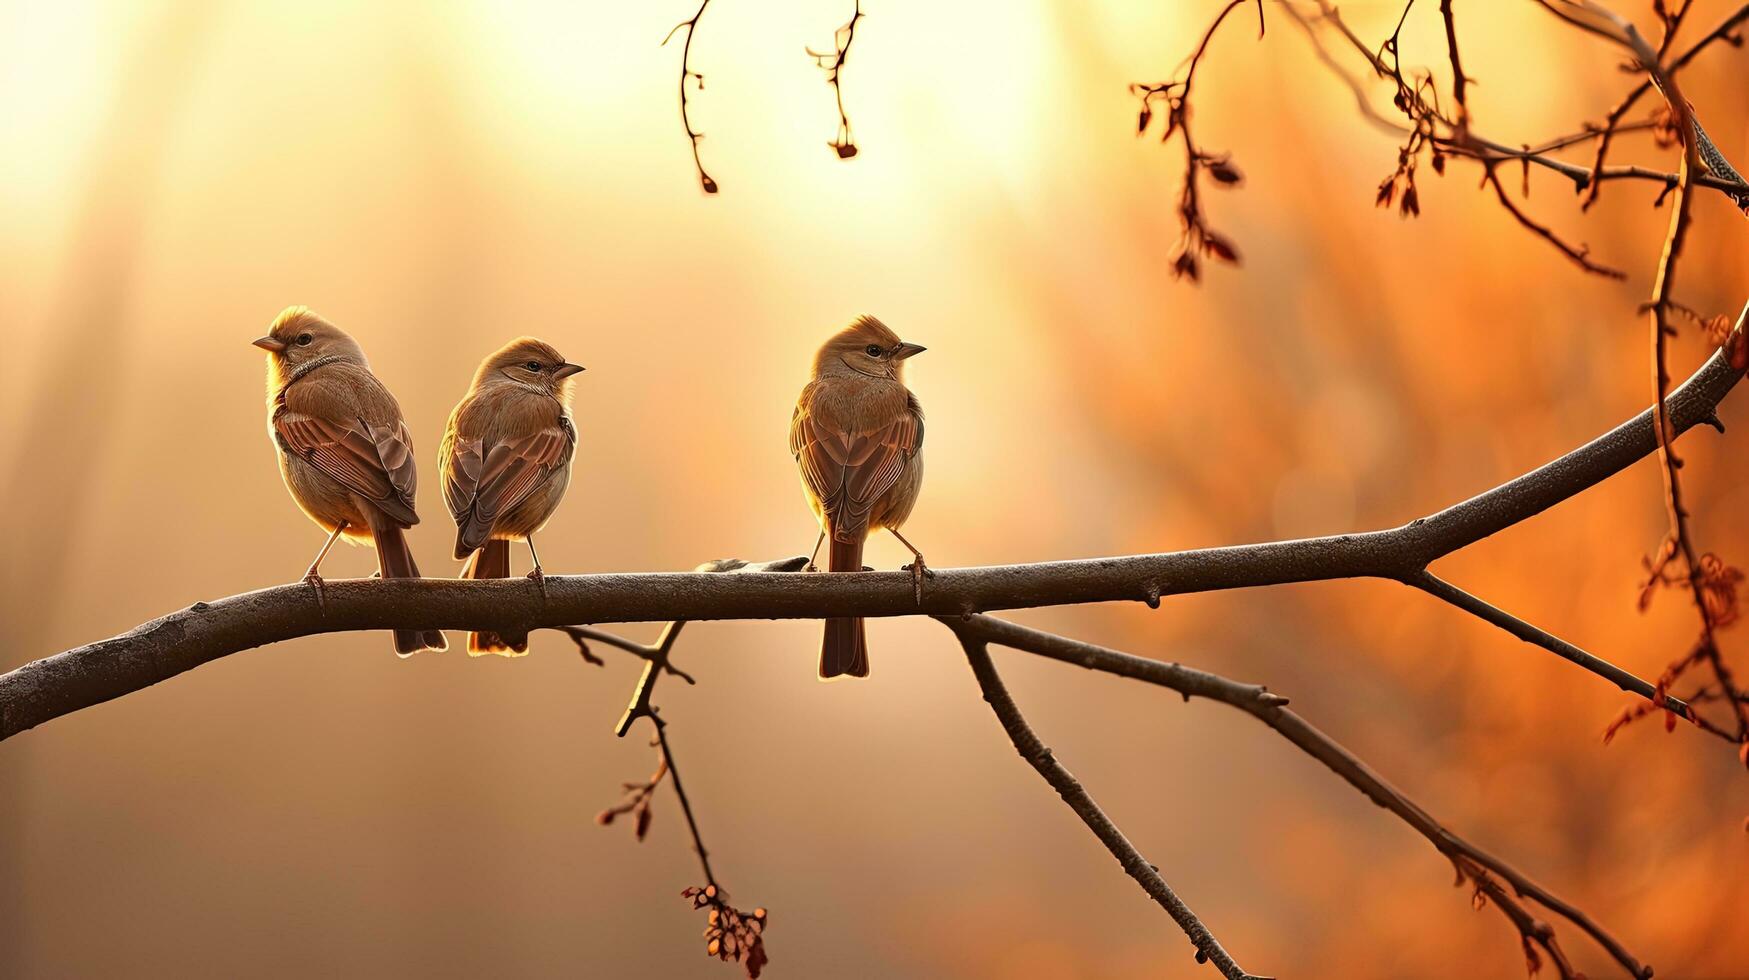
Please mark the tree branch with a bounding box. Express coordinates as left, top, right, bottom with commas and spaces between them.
947, 613, 1652, 979
609, 708, 772, 977
1281, 0, 1749, 277
809, 0, 863, 159
663, 0, 718, 194
4, 331, 1743, 741
954, 630, 1266, 980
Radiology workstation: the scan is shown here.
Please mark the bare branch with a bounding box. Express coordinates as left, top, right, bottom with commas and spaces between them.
624, 709, 772, 977
809, 0, 863, 159
1481, 165, 1626, 278
953, 629, 1266, 980
1132, 0, 1256, 278
948, 614, 1653, 979
5, 337, 1743, 741
1438, 0, 1469, 128
1281, 0, 1749, 274
1541, 0, 1749, 746
1411, 569, 1722, 736
612, 621, 688, 736
664, 0, 718, 194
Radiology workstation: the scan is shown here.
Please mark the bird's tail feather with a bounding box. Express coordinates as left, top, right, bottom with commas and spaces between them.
373, 523, 448, 656
820, 534, 869, 679
462, 539, 529, 657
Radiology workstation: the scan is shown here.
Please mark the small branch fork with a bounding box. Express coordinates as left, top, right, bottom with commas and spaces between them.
1149, 0, 1749, 279
809, 1, 863, 160
663, 0, 718, 194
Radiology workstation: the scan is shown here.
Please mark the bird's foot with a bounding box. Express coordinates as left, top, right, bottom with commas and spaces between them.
527, 565, 548, 600
303, 572, 328, 612
900, 555, 934, 604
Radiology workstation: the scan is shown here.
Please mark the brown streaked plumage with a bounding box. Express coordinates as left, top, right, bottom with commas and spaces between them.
440, 337, 582, 656
254, 306, 447, 656
791, 315, 927, 680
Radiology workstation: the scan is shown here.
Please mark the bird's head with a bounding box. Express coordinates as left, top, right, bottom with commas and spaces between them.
815, 315, 925, 381
477, 337, 584, 400
253, 307, 367, 385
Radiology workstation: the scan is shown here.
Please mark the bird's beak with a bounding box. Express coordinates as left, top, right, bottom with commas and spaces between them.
893, 342, 927, 360
553, 362, 586, 379
252, 335, 287, 352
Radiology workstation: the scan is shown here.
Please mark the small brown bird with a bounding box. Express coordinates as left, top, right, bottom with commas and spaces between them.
791, 315, 928, 680
254, 306, 447, 656
440, 338, 583, 656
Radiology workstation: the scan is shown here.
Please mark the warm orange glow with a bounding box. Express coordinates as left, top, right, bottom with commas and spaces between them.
3, 2, 1748, 977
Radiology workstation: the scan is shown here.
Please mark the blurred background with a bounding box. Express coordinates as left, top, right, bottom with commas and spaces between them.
3, 1, 1748, 977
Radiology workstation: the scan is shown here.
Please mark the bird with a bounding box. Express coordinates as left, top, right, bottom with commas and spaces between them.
254, 306, 447, 656
440, 337, 583, 656
790, 315, 928, 680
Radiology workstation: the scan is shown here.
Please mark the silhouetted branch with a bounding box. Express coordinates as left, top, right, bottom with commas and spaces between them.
5, 333, 1745, 742
1481, 165, 1626, 278
568, 558, 810, 735
1439, 0, 1469, 128
597, 741, 668, 841
602, 621, 689, 736
1132, 0, 1255, 279
953, 630, 1266, 980
809, 0, 862, 159
1261, 1, 1749, 277
663, 0, 718, 194
1577, 3, 1748, 209
1410, 569, 1724, 741
946, 614, 1651, 979
1541, 0, 1749, 747
606, 708, 771, 978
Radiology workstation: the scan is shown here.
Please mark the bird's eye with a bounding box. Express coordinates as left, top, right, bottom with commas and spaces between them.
296, 333, 313, 346
865, 344, 884, 357
526, 361, 543, 371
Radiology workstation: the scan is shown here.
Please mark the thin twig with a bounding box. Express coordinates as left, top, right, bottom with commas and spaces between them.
809, 0, 863, 159
1411, 570, 1713, 730
620, 709, 772, 977
650, 711, 717, 886
615, 621, 687, 736
663, 0, 718, 194
1539, 0, 1749, 747
1482, 166, 1625, 278
1286, 0, 1749, 275
1438, 0, 1468, 128
1132, 0, 1255, 279
1578, 2, 1749, 209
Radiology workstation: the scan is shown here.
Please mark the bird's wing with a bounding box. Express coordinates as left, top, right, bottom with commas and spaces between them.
454, 415, 575, 543
792, 404, 921, 539
274, 381, 420, 526
443, 431, 484, 524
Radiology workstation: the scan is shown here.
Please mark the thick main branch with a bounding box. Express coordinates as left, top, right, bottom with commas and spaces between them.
1, 340, 1741, 741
